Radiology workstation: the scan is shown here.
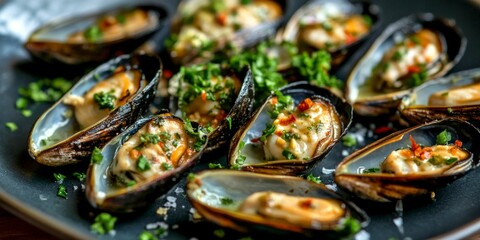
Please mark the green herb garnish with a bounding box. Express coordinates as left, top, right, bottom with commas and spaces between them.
260, 124, 276, 142
5, 122, 18, 132
162, 162, 173, 171
220, 197, 234, 205
91, 213, 117, 235
282, 149, 295, 160
363, 168, 380, 173
84, 25, 102, 42
73, 172, 86, 181
53, 173, 66, 182
342, 134, 357, 147
57, 185, 67, 199
140, 133, 160, 145
137, 155, 151, 172
436, 130, 451, 145
213, 229, 225, 238
226, 116, 232, 130
208, 163, 224, 169
444, 157, 458, 165
306, 173, 321, 184
93, 89, 117, 110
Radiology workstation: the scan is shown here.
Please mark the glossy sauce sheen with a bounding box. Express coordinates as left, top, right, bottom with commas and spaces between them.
428, 82, 480, 106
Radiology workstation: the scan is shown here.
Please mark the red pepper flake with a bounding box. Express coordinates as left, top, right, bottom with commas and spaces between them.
408, 65, 421, 74
374, 126, 394, 135
297, 98, 314, 112
345, 31, 357, 44
216, 12, 227, 26
201, 90, 207, 102
275, 130, 282, 136
164, 69, 173, 79
299, 199, 313, 209
455, 139, 463, 148
270, 97, 278, 105
250, 137, 260, 143
410, 135, 420, 152
279, 114, 296, 126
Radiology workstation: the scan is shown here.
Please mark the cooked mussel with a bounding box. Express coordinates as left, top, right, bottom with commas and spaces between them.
228, 81, 352, 175
334, 119, 480, 202
345, 13, 466, 116
280, 0, 380, 67
168, 63, 254, 152
399, 68, 480, 125
25, 5, 167, 65
187, 170, 369, 238
28, 53, 162, 166
86, 111, 208, 213
166, 0, 286, 65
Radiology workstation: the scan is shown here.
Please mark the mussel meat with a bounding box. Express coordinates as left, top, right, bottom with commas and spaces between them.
228, 82, 352, 175
86, 111, 208, 213
334, 119, 480, 202
280, 0, 381, 67
25, 5, 167, 65
187, 170, 369, 238
167, 0, 285, 65
28, 53, 162, 166
399, 68, 480, 125
168, 63, 254, 152
345, 13, 466, 116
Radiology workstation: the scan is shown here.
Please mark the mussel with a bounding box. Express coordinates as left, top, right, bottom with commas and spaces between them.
25, 5, 167, 65
86, 111, 208, 213
345, 13, 466, 116
168, 63, 254, 152
228, 82, 352, 175
280, 0, 381, 68
187, 170, 369, 238
334, 119, 480, 202
28, 53, 162, 166
166, 0, 286, 65
399, 68, 480, 125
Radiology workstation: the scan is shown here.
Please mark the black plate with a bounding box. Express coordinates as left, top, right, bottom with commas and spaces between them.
1, 0, 480, 239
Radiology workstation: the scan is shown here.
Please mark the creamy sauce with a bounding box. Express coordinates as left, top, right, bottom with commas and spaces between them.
171, 0, 282, 60
68, 8, 154, 43
110, 118, 191, 185
381, 145, 468, 175
428, 82, 480, 106
238, 191, 346, 228
63, 70, 141, 129
263, 97, 340, 161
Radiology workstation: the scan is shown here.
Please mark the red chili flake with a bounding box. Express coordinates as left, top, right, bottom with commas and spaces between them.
164, 69, 173, 79
270, 97, 278, 105
410, 135, 420, 152
408, 65, 421, 73
455, 139, 463, 148
279, 114, 296, 126
299, 199, 313, 209
250, 137, 261, 143
345, 31, 357, 44
419, 149, 432, 160
374, 126, 394, 135
216, 12, 227, 26
275, 130, 282, 136
297, 98, 314, 112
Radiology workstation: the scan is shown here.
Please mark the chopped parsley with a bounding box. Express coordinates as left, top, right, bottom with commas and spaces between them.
447, 107, 453, 113
73, 172, 86, 181
220, 197, 234, 205
57, 185, 67, 199
53, 173, 66, 182
269, 90, 293, 118
21, 109, 32, 117
138, 231, 157, 240
137, 155, 151, 172
362, 15, 373, 27
91, 213, 117, 235
342, 134, 357, 147
391, 50, 404, 62
335, 217, 361, 237
282, 131, 300, 141
90, 147, 103, 164
226, 116, 232, 130
444, 157, 458, 165
363, 168, 380, 174
292, 51, 343, 89
282, 149, 295, 160
84, 25, 102, 42
405, 65, 428, 88
93, 89, 117, 110
213, 229, 225, 238
436, 130, 451, 145
16, 98, 28, 109
162, 162, 173, 171
306, 173, 321, 184
18, 77, 72, 103
5, 122, 18, 132
260, 124, 276, 142
140, 133, 161, 145
184, 119, 208, 151
208, 163, 224, 169
187, 173, 196, 181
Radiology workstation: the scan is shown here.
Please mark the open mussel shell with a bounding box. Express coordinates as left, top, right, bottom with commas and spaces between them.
280, 0, 381, 68
25, 5, 167, 65
345, 13, 466, 117
228, 81, 352, 175
399, 68, 480, 125
168, 0, 286, 65
86, 112, 207, 213
187, 170, 369, 238
335, 119, 480, 202
28, 53, 162, 166
168, 65, 254, 153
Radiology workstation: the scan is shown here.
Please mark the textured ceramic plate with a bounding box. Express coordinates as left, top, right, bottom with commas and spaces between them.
1, 0, 480, 239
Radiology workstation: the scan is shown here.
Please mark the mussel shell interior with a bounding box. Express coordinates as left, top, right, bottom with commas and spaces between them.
187, 170, 369, 236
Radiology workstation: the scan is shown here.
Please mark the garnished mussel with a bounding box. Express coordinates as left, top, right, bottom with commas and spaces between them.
399, 68, 480, 125
28, 53, 162, 166
280, 0, 380, 67
187, 170, 369, 238
166, 0, 285, 65
229, 82, 352, 175
345, 13, 466, 116
335, 119, 480, 202
25, 5, 167, 65
168, 63, 254, 152
86, 111, 208, 213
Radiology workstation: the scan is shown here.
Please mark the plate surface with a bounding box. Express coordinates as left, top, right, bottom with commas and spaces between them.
1, 0, 480, 239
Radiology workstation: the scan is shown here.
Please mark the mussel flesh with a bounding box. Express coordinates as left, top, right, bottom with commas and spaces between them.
399, 68, 480, 125
334, 119, 480, 202
168, 63, 254, 152
28, 53, 162, 166
280, 0, 380, 67
345, 13, 466, 116
167, 0, 285, 65
25, 5, 167, 65
86, 111, 208, 213
187, 170, 369, 238
228, 82, 352, 175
